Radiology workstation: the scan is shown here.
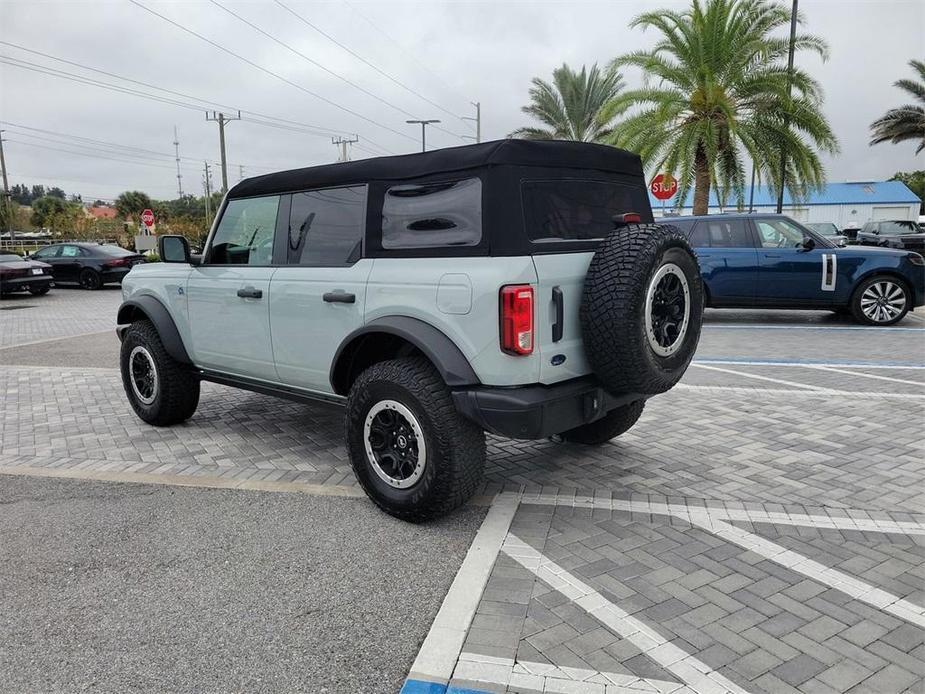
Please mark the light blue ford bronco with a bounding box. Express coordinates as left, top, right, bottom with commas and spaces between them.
117, 140, 704, 520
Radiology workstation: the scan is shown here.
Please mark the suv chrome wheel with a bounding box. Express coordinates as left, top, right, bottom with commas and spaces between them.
363, 399, 426, 489
860, 280, 906, 323
644, 262, 690, 357
129, 345, 158, 405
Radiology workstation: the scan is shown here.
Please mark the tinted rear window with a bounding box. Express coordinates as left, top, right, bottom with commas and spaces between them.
381, 178, 481, 249
100, 245, 134, 256
522, 180, 649, 242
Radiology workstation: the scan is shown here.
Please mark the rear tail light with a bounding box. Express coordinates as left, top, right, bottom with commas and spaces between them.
500, 285, 534, 355
104, 258, 130, 268
0, 268, 28, 279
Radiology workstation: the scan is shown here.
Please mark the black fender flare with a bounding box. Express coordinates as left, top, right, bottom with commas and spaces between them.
330, 316, 480, 395
116, 296, 192, 365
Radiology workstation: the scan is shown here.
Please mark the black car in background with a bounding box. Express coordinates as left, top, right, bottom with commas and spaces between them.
857, 220, 925, 253
28, 243, 145, 289
0, 252, 53, 296
805, 222, 848, 247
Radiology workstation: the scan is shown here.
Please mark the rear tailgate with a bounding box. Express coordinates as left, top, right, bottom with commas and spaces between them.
531, 252, 595, 384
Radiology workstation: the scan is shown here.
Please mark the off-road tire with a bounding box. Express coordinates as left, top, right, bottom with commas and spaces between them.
29, 285, 50, 296
581, 223, 703, 395
120, 320, 200, 426
345, 357, 485, 522
850, 275, 910, 326
560, 400, 645, 445
79, 268, 102, 290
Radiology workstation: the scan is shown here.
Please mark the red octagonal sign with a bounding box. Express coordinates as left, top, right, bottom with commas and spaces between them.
650, 174, 678, 201
141, 209, 155, 227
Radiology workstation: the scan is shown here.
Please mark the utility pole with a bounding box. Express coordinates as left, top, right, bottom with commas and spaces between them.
461, 102, 481, 143
332, 135, 359, 162
203, 161, 213, 225
173, 126, 183, 197
205, 110, 241, 194
406, 119, 440, 152
776, 0, 798, 214
0, 130, 12, 241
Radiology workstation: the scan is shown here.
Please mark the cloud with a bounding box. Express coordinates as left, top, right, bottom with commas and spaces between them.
0, 0, 921, 201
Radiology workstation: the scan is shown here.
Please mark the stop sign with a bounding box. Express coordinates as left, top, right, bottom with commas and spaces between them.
141, 209, 155, 227
650, 174, 678, 201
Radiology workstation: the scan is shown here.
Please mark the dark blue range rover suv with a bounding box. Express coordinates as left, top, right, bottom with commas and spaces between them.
669, 214, 924, 326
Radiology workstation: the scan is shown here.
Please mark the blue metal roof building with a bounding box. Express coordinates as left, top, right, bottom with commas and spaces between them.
650, 180, 922, 227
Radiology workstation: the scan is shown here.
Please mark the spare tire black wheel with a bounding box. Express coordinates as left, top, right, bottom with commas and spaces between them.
581, 223, 703, 395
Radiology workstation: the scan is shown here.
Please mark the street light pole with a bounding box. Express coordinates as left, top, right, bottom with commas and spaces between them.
461, 102, 481, 143
776, 0, 798, 214
0, 130, 13, 242
406, 119, 440, 152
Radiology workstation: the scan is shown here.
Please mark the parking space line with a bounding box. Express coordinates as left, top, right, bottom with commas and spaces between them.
703, 324, 925, 332
676, 384, 925, 399
0, 329, 114, 350
690, 363, 833, 391
805, 364, 925, 387
403, 493, 520, 693
694, 358, 925, 369
454, 652, 691, 693
501, 534, 751, 694
688, 518, 925, 628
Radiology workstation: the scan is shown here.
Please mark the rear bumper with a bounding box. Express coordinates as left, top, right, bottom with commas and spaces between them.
1, 275, 53, 292
452, 376, 645, 440
101, 268, 131, 283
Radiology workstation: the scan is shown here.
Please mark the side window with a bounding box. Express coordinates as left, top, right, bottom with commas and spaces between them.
60, 245, 81, 258
755, 219, 805, 248
33, 246, 59, 259
700, 220, 752, 248
208, 195, 281, 265
382, 178, 481, 249
288, 186, 366, 266
688, 222, 711, 247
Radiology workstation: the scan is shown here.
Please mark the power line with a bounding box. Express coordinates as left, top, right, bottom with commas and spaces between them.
0, 41, 390, 147
3, 138, 199, 172
128, 0, 417, 143
342, 0, 473, 109
0, 121, 293, 171
273, 0, 466, 124
211, 0, 417, 120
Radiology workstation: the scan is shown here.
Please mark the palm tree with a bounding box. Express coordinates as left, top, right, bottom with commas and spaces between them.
511, 63, 626, 143
870, 60, 925, 154
610, 0, 838, 215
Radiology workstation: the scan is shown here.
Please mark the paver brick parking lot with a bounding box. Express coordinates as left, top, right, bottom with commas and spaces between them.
1, 292, 923, 693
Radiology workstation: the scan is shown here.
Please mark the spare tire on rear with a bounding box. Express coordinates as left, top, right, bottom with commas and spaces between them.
580, 223, 703, 395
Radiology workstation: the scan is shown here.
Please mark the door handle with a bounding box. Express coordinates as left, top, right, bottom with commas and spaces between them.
237, 287, 263, 299
323, 291, 356, 304
764, 253, 781, 258
551, 286, 564, 342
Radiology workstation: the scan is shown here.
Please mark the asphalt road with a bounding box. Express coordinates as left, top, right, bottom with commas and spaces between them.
0, 475, 485, 693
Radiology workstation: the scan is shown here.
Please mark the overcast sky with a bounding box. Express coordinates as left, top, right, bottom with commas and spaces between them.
0, 0, 922, 202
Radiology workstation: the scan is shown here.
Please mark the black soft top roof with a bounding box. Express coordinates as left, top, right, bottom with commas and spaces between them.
228, 139, 643, 199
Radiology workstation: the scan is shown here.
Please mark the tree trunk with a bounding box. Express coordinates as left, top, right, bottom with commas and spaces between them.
692, 143, 711, 216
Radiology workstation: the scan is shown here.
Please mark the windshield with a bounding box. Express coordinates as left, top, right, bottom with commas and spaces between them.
806, 223, 839, 236
878, 221, 920, 235
0, 254, 23, 262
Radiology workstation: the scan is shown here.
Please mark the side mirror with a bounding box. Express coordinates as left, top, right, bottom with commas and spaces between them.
800, 237, 816, 252
837, 238, 848, 248
158, 235, 191, 264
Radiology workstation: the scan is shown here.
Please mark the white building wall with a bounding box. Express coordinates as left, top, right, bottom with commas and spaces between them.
656, 202, 919, 228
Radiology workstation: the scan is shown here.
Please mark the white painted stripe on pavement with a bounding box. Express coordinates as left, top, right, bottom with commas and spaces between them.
703, 324, 925, 332
454, 652, 693, 693
406, 492, 520, 686
690, 363, 833, 391
687, 517, 925, 628
501, 534, 751, 694
518, 495, 925, 537
675, 384, 925, 400
694, 359, 925, 370
805, 364, 925, 387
